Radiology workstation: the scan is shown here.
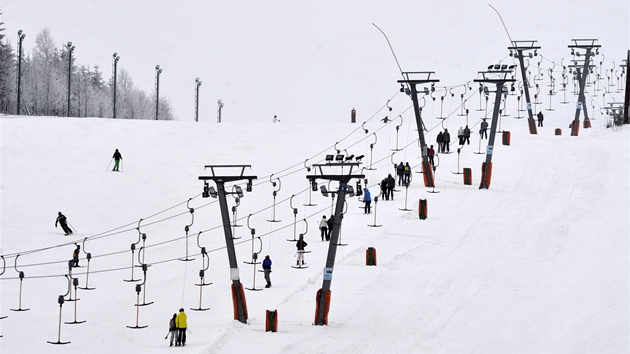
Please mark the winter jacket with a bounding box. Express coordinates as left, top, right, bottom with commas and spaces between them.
363, 188, 372, 202
463, 127, 471, 138
457, 127, 464, 138
428, 148, 435, 157
319, 218, 328, 229
296, 239, 308, 251
480, 121, 488, 132
113, 150, 122, 160
443, 130, 451, 143
436, 132, 444, 143
326, 217, 334, 230
386, 175, 395, 188
396, 163, 404, 175
176, 311, 187, 329
55, 214, 67, 227
262, 258, 272, 269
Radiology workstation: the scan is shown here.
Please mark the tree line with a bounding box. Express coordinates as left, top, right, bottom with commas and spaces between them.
0, 15, 173, 119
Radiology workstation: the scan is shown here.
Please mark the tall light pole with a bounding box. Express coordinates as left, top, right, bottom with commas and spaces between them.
66, 42, 75, 117
155, 65, 162, 120
194, 77, 202, 122
16, 30, 26, 115
112, 53, 120, 118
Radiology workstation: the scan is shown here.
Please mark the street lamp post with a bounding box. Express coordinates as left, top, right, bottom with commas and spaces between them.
66, 42, 75, 117
195, 78, 202, 122
155, 65, 162, 120
112, 53, 120, 118
16, 30, 26, 115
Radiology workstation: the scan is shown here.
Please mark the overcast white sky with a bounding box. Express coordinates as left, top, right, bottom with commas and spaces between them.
3, 0, 628, 122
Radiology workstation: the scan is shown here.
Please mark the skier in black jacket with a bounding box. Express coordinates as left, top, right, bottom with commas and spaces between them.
296, 235, 308, 266
55, 212, 73, 235
112, 149, 123, 171
385, 174, 396, 200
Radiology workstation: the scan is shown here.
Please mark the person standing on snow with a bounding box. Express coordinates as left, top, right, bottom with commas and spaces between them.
326, 215, 334, 241
363, 188, 372, 214
457, 126, 465, 145
537, 111, 544, 127
112, 149, 123, 171
296, 235, 308, 266
443, 129, 451, 153
385, 173, 396, 200
168, 313, 177, 347
403, 162, 411, 185
436, 131, 444, 153
428, 145, 436, 166
396, 162, 404, 185
480, 119, 489, 139
319, 215, 328, 241
262, 255, 272, 288
55, 212, 73, 235
463, 125, 471, 145
175, 308, 187, 346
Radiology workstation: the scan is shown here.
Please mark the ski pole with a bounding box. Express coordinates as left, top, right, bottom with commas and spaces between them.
164, 332, 169, 340
106, 158, 113, 171
68, 222, 77, 233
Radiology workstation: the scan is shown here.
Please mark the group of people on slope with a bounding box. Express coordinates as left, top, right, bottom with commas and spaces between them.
168, 308, 188, 347
318, 215, 335, 241
395, 162, 412, 186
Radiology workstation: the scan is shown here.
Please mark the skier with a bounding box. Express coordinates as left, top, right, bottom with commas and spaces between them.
55, 212, 73, 235
363, 188, 372, 214
443, 129, 451, 153
457, 126, 464, 145
385, 173, 396, 200
319, 215, 328, 241
70, 244, 80, 267
436, 131, 444, 153
112, 149, 123, 172
380, 178, 387, 200
326, 215, 334, 241
537, 111, 544, 127
463, 125, 471, 145
480, 119, 488, 139
262, 255, 272, 288
403, 162, 411, 185
168, 313, 177, 347
296, 235, 308, 266
175, 308, 187, 346
428, 145, 435, 166
396, 162, 404, 185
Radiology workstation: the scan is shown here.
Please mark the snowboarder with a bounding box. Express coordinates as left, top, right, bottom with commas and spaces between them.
319, 215, 328, 241
326, 215, 334, 241
363, 188, 372, 214
175, 308, 187, 346
112, 149, 123, 171
457, 126, 465, 145
537, 111, 544, 127
385, 173, 396, 200
428, 145, 435, 166
55, 212, 73, 235
70, 244, 80, 267
480, 119, 488, 139
442, 129, 451, 153
262, 255, 272, 288
436, 131, 444, 153
296, 235, 308, 266
168, 313, 177, 347
463, 125, 471, 145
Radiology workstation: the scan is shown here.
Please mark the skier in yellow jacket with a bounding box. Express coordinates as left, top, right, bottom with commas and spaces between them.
175, 308, 187, 346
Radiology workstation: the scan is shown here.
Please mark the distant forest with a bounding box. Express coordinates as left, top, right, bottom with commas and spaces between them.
0, 9, 173, 120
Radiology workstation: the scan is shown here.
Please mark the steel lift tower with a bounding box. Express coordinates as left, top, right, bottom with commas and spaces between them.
508, 40, 540, 134
397, 72, 440, 187
568, 39, 601, 136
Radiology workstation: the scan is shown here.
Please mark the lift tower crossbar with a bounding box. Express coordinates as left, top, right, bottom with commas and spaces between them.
474, 65, 516, 189
397, 71, 440, 187
308, 161, 364, 326
568, 39, 601, 136
198, 165, 256, 324
508, 40, 541, 134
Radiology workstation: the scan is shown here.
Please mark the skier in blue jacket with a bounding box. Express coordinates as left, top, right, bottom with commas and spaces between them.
363, 188, 372, 214
262, 255, 272, 288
